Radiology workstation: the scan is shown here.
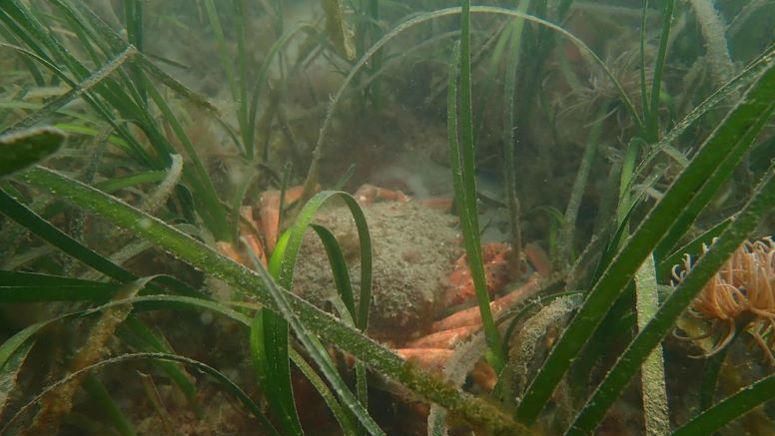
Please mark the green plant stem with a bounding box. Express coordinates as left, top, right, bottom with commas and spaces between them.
503, 0, 531, 268
123, 0, 145, 106
82, 375, 136, 436
290, 348, 357, 435
633, 253, 669, 436
561, 109, 604, 266
19, 166, 526, 435
454, 0, 505, 371
645, 0, 674, 141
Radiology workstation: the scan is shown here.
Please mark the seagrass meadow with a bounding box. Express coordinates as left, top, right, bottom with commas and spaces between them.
0, 0, 773, 434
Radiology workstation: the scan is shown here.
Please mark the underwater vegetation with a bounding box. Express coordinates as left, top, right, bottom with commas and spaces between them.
0, 0, 773, 434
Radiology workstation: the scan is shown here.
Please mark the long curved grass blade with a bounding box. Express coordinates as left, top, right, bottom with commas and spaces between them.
0, 188, 199, 297
449, 1, 505, 370
143, 82, 231, 240
0, 26, 43, 84
309, 225, 356, 326
501, 0, 530, 265
698, 343, 730, 411
516, 48, 775, 426
81, 375, 136, 436
260, 191, 378, 434
24, 277, 150, 434
0, 127, 65, 177
119, 317, 201, 416
8, 45, 137, 133
0, 339, 33, 418
567, 162, 774, 434
246, 24, 314, 160
1, 352, 279, 436
276, 192, 372, 331
289, 348, 357, 436
0, 41, 76, 87
0, 188, 133, 282
18, 166, 526, 434
309, 223, 369, 414
248, 309, 302, 435
643, 0, 675, 141
673, 374, 775, 435
0, 271, 116, 302
303, 5, 640, 202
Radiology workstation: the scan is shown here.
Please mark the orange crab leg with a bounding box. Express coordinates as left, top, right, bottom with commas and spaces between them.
258, 185, 306, 253
404, 325, 479, 349
432, 273, 542, 332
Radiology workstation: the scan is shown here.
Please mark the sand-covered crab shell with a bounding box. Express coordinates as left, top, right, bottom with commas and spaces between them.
292, 200, 462, 340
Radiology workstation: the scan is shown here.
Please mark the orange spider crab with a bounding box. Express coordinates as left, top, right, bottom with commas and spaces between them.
672, 237, 775, 365
217, 182, 550, 388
